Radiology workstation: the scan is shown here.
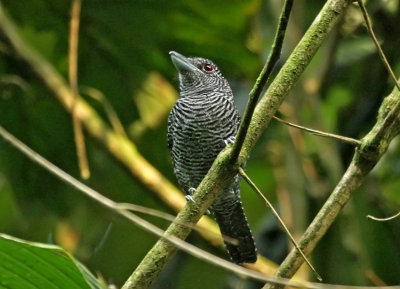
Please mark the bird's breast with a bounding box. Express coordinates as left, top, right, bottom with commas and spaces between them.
171, 94, 237, 158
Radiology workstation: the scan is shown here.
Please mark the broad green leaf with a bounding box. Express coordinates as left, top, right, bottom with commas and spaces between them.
0, 234, 105, 289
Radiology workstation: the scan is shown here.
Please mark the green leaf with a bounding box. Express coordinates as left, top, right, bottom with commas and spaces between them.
0, 234, 105, 289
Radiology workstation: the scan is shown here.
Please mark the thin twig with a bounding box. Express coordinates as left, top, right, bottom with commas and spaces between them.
273, 116, 361, 146
364, 269, 387, 287
69, 0, 90, 179
117, 203, 238, 245
356, 0, 400, 149
69, 0, 80, 95
81, 86, 127, 138
239, 167, 322, 282
231, 0, 293, 163
0, 74, 31, 94
367, 211, 400, 222
357, 0, 400, 91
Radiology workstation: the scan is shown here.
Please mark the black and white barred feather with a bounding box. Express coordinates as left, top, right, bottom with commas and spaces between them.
168, 51, 257, 264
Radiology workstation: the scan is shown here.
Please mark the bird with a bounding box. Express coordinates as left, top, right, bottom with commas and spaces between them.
167, 51, 257, 264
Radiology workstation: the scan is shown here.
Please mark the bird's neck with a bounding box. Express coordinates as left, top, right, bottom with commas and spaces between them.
180, 86, 233, 99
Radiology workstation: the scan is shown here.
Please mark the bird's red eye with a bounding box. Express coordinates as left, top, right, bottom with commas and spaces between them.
203, 64, 213, 72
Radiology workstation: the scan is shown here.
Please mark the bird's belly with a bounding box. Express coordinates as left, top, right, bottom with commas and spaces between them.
172, 122, 224, 192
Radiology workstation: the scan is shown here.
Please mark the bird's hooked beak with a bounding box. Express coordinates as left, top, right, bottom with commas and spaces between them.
169, 51, 202, 73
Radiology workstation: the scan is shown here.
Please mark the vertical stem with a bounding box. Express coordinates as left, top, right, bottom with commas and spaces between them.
357, 0, 400, 91
231, 0, 293, 162
69, 0, 90, 179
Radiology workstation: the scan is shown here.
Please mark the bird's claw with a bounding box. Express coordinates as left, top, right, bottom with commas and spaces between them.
223, 136, 236, 146
185, 195, 196, 203
186, 187, 196, 203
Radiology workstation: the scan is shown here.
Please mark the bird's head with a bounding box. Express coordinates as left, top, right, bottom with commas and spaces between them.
169, 51, 230, 95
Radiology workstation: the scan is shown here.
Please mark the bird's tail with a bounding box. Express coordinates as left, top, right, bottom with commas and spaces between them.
212, 196, 257, 264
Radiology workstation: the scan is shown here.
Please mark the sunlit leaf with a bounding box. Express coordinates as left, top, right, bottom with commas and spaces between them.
130, 72, 177, 139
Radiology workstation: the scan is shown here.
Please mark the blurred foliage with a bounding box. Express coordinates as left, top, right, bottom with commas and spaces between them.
0, 0, 400, 288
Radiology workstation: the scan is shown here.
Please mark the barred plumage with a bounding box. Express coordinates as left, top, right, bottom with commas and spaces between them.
168, 51, 257, 264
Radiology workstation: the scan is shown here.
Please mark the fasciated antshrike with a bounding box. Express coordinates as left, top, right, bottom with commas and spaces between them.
167, 51, 257, 264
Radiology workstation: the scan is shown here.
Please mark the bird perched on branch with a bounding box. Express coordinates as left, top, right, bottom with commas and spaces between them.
167, 51, 257, 264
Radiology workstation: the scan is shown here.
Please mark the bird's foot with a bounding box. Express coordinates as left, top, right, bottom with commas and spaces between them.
223, 136, 236, 146
186, 187, 210, 214
185, 187, 196, 203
